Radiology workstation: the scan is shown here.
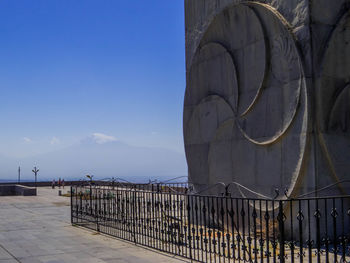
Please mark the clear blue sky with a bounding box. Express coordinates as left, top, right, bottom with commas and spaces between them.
0, 0, 185, 157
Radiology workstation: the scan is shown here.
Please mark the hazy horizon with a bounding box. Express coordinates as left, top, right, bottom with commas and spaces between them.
0, 133, 187, 183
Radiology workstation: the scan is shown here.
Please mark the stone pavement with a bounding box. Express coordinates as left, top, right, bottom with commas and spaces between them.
0, 187, 191, 263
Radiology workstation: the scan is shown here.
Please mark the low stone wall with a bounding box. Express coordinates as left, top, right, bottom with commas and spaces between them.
0, 180, 109, 187
0, 184, 36, 196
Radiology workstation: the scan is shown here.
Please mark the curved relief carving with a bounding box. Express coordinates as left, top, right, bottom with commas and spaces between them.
329, 84, 350, 132
184, 2, 308, 198
317, 10, 350, 194
234, 9, 303, 145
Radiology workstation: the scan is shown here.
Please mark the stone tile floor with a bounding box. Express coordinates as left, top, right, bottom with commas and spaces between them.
0, 187, 190, 263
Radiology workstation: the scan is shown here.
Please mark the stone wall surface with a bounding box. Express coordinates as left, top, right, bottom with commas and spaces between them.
184, 0, 350, 199
0, 185, 36, 196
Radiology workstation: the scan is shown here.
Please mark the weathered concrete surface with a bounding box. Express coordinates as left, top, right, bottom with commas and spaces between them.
0, 185, 36, 196
184, 0, 350, 198
0, 187, 190, 263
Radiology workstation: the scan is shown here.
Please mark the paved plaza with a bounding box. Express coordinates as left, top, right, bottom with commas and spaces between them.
0, 187, 190, 263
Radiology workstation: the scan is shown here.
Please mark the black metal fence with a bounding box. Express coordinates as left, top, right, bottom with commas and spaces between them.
71, 184, 350, 262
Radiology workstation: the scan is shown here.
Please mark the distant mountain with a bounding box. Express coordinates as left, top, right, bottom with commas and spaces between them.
10, 136, 187, 181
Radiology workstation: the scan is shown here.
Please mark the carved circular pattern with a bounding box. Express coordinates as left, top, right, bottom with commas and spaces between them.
184, 3, 307, 197
317, 9, 350, 192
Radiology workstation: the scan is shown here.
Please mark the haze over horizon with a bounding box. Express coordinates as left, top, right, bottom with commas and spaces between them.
0, 133, 187, 182
0, 1, 187, 181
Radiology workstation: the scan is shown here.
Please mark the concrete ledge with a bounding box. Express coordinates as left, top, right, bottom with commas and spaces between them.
0, 184, 37, 196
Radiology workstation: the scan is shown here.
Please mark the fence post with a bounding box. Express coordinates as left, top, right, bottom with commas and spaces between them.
96, 189, 100, 232
278, 200, 285, 263
70, 186, 73, 224
90, 183, 93, 216
186, 194, 193, 260
132, 189, 137, 244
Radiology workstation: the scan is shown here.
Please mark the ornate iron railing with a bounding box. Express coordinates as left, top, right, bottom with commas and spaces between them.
71, 184, 350, 262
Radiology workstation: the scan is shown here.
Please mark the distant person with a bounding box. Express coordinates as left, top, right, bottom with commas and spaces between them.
58, 178, 61, 189
62, 179, 65, 189
52, 179, 55, 189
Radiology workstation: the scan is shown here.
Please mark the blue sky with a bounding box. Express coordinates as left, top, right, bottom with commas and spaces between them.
0, 0, 186, 158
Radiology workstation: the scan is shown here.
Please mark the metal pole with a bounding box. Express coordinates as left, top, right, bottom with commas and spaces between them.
18, 166, 20, 184
32, 167, 39, 189
132, 188, 137, 244
278, 200, 285, 263
70, 186, 73, 224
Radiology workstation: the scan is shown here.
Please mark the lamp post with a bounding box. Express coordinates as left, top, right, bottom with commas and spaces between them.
18, 166, 21, 184
32, 167, 39, 188
111, 177, 115, 190
86, 174, 94, 186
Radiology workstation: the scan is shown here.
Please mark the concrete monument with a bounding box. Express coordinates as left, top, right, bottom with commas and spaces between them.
184, 0, 350, 199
